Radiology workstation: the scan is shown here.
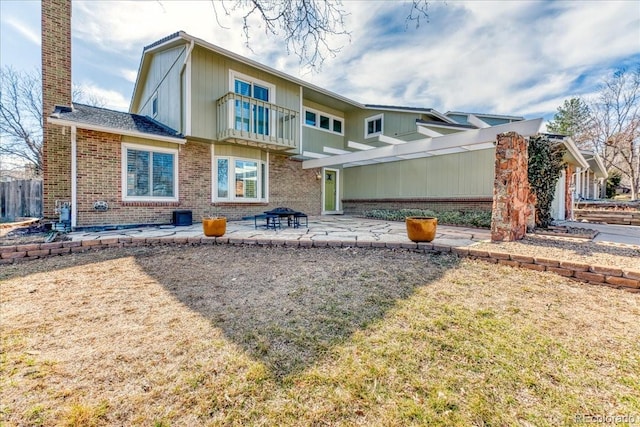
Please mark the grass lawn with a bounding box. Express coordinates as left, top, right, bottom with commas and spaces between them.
1, 245, 639, 426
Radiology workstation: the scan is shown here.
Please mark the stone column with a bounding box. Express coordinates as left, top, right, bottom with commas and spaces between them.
491, 132, 532, 242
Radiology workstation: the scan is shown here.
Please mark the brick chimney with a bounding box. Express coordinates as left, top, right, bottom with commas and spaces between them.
42, 0, 72, 220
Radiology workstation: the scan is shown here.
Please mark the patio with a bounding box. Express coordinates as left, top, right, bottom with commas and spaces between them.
67, 216, 490, 248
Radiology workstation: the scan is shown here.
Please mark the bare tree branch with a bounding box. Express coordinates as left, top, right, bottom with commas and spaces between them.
406, 0, 430, 29
195, 1, 433, 69
223, 0, 352, 69
587, 66, 640, 199
1, 66, 106, 177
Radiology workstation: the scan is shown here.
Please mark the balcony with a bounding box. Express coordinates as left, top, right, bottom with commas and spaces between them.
216, 92, 299, 151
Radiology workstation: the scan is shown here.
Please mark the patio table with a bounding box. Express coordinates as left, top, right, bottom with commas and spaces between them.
264, 207, 305, 227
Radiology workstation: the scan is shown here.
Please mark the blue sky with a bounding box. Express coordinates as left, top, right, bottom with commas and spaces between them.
1, 0, 639, 124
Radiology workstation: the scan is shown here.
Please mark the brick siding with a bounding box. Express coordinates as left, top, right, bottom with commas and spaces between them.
73, 129, 321, 227
42, 0, 72, 221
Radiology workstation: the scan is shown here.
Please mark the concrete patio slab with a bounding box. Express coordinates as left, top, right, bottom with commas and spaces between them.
67, 216, 492, 248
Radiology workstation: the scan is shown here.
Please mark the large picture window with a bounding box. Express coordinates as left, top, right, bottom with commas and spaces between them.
122, 143, 178, 201
215, 156, 267, 202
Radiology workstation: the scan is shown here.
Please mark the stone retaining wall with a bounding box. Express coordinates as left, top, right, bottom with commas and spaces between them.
2, 239, 639, 293
574, 209, 640, 226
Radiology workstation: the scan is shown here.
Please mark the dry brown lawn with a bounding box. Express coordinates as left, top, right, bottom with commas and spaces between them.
1, 245, 639, 426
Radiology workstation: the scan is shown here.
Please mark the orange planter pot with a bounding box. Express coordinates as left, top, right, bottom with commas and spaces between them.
202, 217, 226, 237
405, 216, 438, 242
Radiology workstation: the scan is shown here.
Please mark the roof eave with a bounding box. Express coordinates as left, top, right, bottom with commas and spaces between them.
129, 32, 190, 113
547, 136, 589, 169
180, 32, 365, 109
47, 117, 187, 144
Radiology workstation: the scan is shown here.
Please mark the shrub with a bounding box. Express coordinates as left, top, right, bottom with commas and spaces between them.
363, 209, 492, 228
528, 136, 566, 228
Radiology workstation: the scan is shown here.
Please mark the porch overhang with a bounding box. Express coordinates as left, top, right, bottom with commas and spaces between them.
581, 151, 608, 179
302, 118, 543, 169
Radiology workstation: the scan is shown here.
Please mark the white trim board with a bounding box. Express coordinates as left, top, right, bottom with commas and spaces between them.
48, 117, 187, 144
303, 118, 543, 169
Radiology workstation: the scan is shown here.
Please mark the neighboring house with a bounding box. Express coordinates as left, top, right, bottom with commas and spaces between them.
542, 135, 608, 221
40, 2, 604, 229
577, 150, 608, 200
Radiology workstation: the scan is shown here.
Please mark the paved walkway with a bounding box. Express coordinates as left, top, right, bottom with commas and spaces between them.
67, 216, 491, 248
66, 217, 640, 248
557, 220, 640, 246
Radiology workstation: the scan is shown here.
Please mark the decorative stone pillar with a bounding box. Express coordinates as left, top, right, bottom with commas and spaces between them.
491, 132, 532, 242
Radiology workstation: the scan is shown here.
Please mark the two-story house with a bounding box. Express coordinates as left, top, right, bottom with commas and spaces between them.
43, 2, 600, 229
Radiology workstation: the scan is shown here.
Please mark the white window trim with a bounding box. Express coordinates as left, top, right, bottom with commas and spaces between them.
303, 107, 344, 136
228, 69, 276, 103
212, 148, 269, 203
121, 142, 179, 202
364, 114, 384, 139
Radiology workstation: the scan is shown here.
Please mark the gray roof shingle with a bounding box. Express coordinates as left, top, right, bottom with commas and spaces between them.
50, 103, 183, 139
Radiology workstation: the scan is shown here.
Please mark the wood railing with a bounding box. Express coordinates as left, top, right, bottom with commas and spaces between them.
216, 92, 299, 150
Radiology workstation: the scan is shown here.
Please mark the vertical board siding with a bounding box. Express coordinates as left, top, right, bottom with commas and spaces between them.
190, 47, 301, 141
1, 179, 43, 219
343, 148, 496, 199
136, 46, 186, 134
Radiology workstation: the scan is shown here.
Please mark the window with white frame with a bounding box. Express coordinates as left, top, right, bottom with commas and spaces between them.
122, 143, 178, 201
230, 70, 275, 136
365, 114, 383, 138
303, 107, 344, 135
214, 156, 267, 202
151, 92, 158, 118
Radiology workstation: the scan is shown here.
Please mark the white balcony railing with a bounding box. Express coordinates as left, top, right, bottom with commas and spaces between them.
216, 92, 299, 150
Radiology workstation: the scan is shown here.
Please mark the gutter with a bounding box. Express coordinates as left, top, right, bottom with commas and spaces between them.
47, 117, 187, 145
548, 136, 589, 169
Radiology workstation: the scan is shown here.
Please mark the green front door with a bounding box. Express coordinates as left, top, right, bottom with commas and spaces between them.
324, 170, 336, 211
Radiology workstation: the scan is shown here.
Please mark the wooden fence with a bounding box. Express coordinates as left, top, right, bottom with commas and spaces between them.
0, 179, 43, 220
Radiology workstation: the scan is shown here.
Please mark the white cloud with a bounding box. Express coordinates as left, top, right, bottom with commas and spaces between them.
119, 69, 138, 84
4, 16, 40, 46
67, 0, 640, 119
76, 82, 130, 111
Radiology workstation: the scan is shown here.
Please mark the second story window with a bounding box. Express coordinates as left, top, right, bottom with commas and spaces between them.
303, 107, 344, 136
151, 92, 158, 118
365, 114, 383, 138
230, 70, 275, 136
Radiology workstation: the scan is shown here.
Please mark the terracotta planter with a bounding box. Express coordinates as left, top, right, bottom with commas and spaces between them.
202, 217, 226, 237
405, 216, 438, 242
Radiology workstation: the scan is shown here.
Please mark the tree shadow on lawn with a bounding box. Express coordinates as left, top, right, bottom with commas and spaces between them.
136, 244, 459, 380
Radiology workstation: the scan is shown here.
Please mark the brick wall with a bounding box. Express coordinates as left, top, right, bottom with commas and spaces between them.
342, 198, 493, 215
73, 130, 321, 226
491, 132, 533, 242
3, 237, 639, 294
267, 156, 321, 215
42, 0, 72, 221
